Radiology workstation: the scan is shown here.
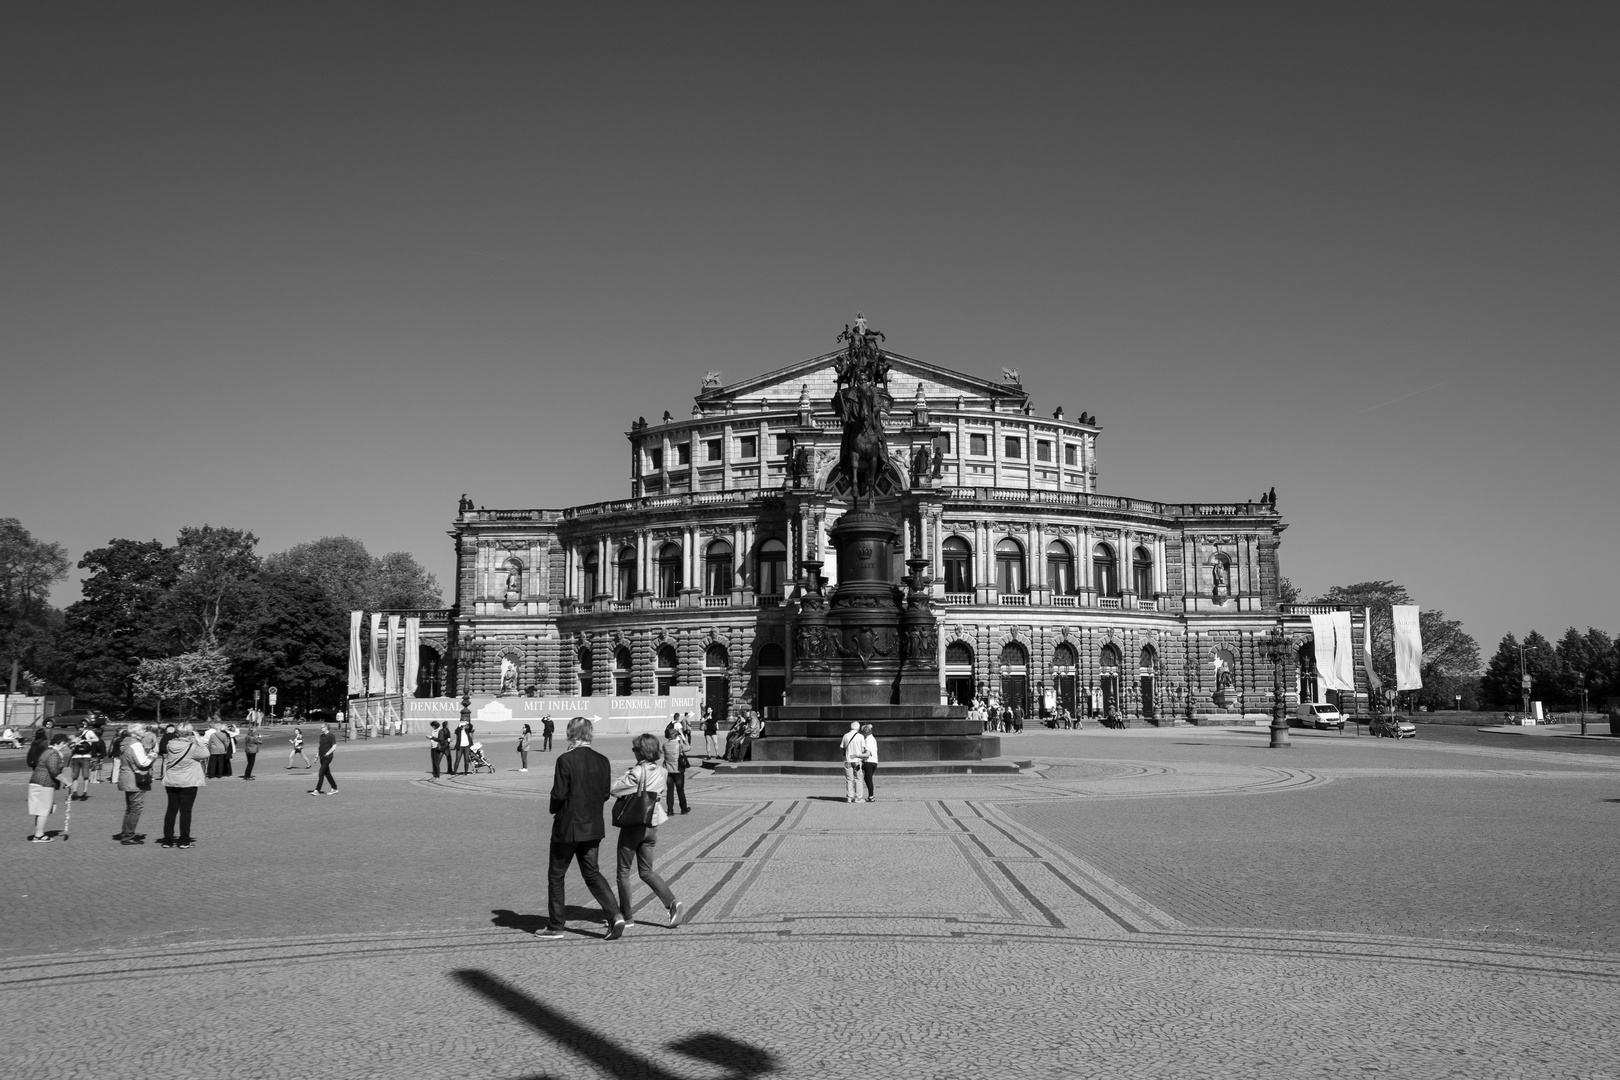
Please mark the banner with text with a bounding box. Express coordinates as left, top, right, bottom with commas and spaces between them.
403, 688, 701, 734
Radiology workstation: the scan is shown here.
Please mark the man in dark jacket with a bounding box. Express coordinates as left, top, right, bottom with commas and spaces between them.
537, 717, 623, 940
311, 724, 338, 795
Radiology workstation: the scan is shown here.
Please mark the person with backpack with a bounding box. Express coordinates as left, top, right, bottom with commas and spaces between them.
27, 733, 71, 842
158, 723, 207, 849
68, 725, 98, 801
115, 723, 153, 844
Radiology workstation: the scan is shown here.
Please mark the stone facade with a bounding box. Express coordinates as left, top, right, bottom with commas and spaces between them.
437, 346, 1368, 723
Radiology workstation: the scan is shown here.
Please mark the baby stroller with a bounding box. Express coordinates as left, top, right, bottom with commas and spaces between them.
466, 741, 496, 774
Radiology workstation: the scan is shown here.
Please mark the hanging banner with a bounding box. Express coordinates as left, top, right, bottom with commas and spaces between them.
1393, 604, 1424, 691
404, 688, 702, 734
1309, 611, 1356, 693
368, 613, 385, 695
347, 611, 365, 697
403, 617, 421, 698
1362, 606, 1383, 696
384, 615, 402, 695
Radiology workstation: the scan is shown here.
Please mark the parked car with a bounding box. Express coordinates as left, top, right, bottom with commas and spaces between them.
1293, 702, 1346, 731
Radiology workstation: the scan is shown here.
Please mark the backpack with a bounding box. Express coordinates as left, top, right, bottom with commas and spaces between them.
27, 740, 44, 768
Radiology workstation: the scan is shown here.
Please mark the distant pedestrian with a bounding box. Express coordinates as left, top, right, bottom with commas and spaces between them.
518, 724, 532, 772
541, 715, 554, 752
27, 733, 70, 842
158, 724, 207, 849
857, 723, 880, 802
68, 725, 97, 801
703, 710, 719, 758
455, 720, 473, 774
662, 722, 690, 815
611, 733, 684, 930
204, 724, 225, 778
115, 724, 153, 843
534, 717, 623, 941
435, 719, 452, 774
242, 726, 262, 779
311, 723, 337, 795
222, 722, 238, 777
287, 727, 311, 769
427, 721, 446, 778
841, 721, 865, 803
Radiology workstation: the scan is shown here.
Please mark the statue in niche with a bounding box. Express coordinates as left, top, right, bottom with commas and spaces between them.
502, 557, 523, 609
910, 444, 931, 486
1210, 557, 1229, 602
930, 442, 944, 478
499, 655, 519, 696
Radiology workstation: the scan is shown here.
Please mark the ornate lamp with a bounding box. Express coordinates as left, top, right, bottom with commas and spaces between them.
1263, 627, 1291, 749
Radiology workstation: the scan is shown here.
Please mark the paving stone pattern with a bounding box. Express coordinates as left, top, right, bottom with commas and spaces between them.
2, 728, 1618, 1078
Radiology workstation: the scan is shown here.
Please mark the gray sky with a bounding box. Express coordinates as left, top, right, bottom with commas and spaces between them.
3, 3, 1616, 656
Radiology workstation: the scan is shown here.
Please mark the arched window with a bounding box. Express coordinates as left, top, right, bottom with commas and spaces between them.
1092, 543, 1118, 597
1132, 546, 1154, 598
1140, 644, 1157, 669
756, 539, 786, 597
705, 540, 734, 596
998, 642, 1029, 715
703, 644, 730, 725
704, 643, 729, 670
1046, 540, 1074, 595
577, 647, 593, 697
1098, 644, 1122, 715
1052, 643, 1077, 670
942, 536, 973, 593
581, 549, 599, 601
995, 538, 1025, 594
613, 646, 633, 697
655, 644, 678, 695
1051, 642, 1078, 717
657, 542, 683, 598
1000, 642, 1028, 670
946, 642, 975, 667
614, 545, 637, 601
1099, 644, 1121, 670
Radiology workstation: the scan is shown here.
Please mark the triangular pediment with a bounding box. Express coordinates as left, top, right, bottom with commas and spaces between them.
694, 351, 1029, 411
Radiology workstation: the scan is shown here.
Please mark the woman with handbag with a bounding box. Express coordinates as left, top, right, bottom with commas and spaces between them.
158, 723, 208, 849
608, 733, 684, 929
114, 723, 153, 844
518, 724, 532, 772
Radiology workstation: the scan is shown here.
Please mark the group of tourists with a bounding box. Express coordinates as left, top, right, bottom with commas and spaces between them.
536, 717, 689, 940
970, 699, 1025, 733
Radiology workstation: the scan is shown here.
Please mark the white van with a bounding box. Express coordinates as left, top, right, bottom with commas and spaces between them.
1294, 702, 1346, 731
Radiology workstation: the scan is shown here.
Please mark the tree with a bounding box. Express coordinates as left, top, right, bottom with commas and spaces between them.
0, 518, 71, 685
1278, 577, 1301, 605
1311, 581, 1479, 703
1481, 633, 1521, 710
1554, 627, 1616, 712
263, 536, 443, 613
224, 568, 348, 713
166, 526, 261, 648
55, 539, 182, 710
132, 649, 233, 722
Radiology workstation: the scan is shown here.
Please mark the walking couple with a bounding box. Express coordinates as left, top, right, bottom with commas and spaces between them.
841, 722, 880, 803
536, 717, 685, 940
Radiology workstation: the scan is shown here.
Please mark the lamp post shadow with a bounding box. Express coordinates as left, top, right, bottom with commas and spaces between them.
453, 969, 779, 1080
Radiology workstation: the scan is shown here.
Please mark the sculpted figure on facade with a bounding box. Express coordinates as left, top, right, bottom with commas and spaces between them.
829, 314, 896, 504
502, 557, 523, 609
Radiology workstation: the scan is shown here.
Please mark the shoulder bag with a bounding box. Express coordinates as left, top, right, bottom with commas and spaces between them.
611, 765, 659, 828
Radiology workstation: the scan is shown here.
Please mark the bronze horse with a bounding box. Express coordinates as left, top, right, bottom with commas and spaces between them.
833, 376, 896, 506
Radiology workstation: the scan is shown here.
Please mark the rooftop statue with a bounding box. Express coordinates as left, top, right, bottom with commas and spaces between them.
830, 314, 897, 505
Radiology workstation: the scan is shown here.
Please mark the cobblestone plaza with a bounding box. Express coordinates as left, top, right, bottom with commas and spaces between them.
5, 726, 1618, 1078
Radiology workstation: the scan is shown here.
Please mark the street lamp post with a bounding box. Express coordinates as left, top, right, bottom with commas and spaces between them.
1265, 627, 1290, 749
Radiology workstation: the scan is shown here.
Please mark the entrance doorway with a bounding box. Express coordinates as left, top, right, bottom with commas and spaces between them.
1052, 643, 1078, 717
755, 644, 785, 711
945, 641, 975, 706
999, 642, 1029, 716
704, 643, 730, 726
1099, 644, 1122, 716
1139, 644, 1157, 721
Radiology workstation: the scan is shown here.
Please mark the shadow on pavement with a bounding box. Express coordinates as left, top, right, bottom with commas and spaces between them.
454, 969, 779, 1078
492, 908, 613, 934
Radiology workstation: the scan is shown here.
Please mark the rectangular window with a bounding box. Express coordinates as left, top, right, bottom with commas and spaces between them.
706, 439, 723, 462
1064, 444, 1078, 466
774, 435, 793, 456
648, 448, 663, 471
1004, 436, 1022, 459
935, 433, 951, 455
969, 433, 988, 455
1036, 440, 1052, 462
676, 443, 690, 465
738, 435, 757, 459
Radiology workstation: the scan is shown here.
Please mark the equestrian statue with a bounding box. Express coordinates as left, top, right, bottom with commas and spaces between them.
829, 313, 899, 506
